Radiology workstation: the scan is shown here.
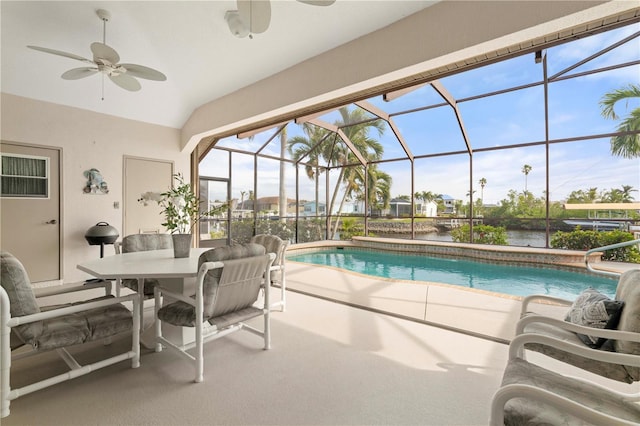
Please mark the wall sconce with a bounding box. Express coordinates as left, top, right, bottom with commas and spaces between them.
225, 10, 249, 38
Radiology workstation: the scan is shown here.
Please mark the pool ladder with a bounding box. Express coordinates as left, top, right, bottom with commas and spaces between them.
584, 238, 640, 277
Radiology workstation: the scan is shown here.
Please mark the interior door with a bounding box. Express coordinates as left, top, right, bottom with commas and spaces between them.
123, 156, 173, 236
0, 141, 61, 282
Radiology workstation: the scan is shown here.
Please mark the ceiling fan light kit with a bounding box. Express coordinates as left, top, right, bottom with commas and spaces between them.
27, 9, 166, 97
224, 10, 249, 38
225, 0, 336, 39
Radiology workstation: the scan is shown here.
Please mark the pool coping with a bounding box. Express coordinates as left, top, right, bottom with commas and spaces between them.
288, 236, 606, 273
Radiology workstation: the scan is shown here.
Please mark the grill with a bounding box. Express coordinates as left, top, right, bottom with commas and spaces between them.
85, 222, 119, 258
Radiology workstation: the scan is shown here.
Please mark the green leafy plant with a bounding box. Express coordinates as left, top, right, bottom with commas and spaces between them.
157, 173, 203, 234
551, 229, 640, 263
451, 224, 508, 245
148, 173, 227, 234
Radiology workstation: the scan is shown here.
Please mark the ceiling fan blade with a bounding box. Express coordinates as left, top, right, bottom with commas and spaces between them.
27, 45, 93, 64
91, 42, 120, 64
297, 0, 336, 5
109, 74, 141, 91
120, 64, 167, 81
61, 67, 99, 80
238, 0, 271, 34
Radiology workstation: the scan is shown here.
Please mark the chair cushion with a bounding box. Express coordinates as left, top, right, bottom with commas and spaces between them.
157, 303, 262, 328
564, 287, 624, 348
501, 358, 640, 425
613, 269, 640, 381
523, 321, 637, 383
121, 234, 172, 253
0, 251, 40, 317
158, 244, 267, 326
120, 234, 173, 297
250, 235, 287, 284
199, 245, 267, 318
17, 296, 132, 352
121, 278, 160, 297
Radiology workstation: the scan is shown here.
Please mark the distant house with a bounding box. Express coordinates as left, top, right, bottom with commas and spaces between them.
303, 201, 326, 216
237, 196, 300, 217
440, 194, 459, 215
338, 200, 365, 215
389, 198, 412, 217
416, 200, 438, 217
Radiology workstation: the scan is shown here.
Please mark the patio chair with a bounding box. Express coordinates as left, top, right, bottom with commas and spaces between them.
489, 333, 640, 425
114, 233, 173, 329
0, 251, 140, 418
250, 234, 288, 311
515, 268, 640, 388
114, 233, 173, 297
153, 243, 275, 383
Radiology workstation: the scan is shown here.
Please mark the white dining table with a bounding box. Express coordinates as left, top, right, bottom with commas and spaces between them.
77, 248, 211, 348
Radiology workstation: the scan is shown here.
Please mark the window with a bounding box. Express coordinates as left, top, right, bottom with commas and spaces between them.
1, 154, 49, 198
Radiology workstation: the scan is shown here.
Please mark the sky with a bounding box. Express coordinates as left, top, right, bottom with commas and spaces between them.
200, 23, 640, 206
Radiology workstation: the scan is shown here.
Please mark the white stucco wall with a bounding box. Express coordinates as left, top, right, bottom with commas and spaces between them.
1, 93, 189, 283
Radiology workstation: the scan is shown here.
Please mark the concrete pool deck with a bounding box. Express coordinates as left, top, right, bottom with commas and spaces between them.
286, 239, 639, 342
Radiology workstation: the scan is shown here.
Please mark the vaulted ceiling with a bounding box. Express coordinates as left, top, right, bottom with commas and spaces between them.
1, 1, 436, 129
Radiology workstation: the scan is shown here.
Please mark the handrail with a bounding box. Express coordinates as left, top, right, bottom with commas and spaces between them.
585, 238, 640, 277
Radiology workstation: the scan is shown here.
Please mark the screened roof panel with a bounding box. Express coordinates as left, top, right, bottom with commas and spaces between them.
457, 86, 546, 149
439, 53, 543, 100
392, 106, 469, 156
368, 83, 444, 114
547, 24, 640, 78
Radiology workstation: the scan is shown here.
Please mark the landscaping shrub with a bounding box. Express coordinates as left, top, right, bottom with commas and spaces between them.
551, 229, 640, 263
451, 224, 508, 245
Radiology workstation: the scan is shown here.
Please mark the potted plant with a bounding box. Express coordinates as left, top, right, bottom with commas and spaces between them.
156, 173, 202, 257
138, 173, 228, 257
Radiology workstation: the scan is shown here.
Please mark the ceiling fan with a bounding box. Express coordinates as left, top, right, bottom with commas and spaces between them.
225, 0, 336, 38
27, 9, 166, 96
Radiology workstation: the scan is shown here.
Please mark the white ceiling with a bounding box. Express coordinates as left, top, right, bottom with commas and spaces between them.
1, 1, 435, 129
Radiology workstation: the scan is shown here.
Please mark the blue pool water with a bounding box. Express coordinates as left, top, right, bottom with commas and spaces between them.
287, 248, 617, 299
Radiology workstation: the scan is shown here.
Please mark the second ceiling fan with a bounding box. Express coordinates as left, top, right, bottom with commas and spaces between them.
226, 0, 336, 38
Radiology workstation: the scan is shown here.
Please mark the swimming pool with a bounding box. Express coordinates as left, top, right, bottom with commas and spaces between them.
287, 248, 617, 299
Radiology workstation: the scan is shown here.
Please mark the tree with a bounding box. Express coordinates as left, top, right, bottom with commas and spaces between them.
479, 178, 487, 204
602, 185, 637, 203
599, 83, 640, 159
278, 127, 287, 222
288, 107, 387, 239
288, 124, 327, 216
521, 164, 532, 193
566, 187, 601, 204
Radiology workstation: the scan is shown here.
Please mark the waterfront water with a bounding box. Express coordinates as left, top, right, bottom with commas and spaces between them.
414, 229, 549, 247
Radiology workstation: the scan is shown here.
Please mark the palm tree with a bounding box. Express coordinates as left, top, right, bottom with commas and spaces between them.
278, 127, 287, 222
288, 124, 329, 216
521, 164, 532, 193
289, 107, 387, 238
479, 177, 487, 205
599, 84, 640, 159
352, 166, 392, 212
